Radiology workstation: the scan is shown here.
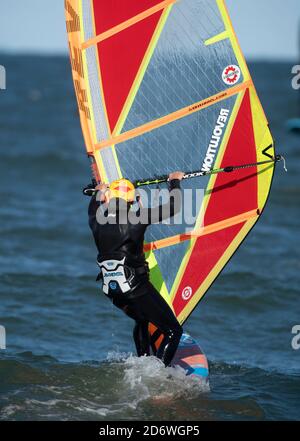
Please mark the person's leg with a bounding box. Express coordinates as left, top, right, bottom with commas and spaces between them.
153, 304, 182, 367
111, 295, 150, 357
133, 321, 150, 357
155, 326, 182, 367
131, 284, 183, 367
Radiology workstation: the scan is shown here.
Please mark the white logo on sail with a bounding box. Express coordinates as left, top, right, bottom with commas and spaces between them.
201, 109, 230, 173
182, 287, 193, 301
222, 65, 241, 85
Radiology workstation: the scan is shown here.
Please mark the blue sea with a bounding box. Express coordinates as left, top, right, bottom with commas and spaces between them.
0, 54, 299, 421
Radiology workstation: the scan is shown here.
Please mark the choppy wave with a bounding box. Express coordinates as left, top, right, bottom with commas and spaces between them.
0, 352, 209, 421
1, 351, 300, 421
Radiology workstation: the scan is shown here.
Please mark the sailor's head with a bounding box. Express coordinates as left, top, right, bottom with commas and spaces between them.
108, 179, 135, 204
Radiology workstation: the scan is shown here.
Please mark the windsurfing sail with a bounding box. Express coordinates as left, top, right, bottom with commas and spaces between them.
65, 0, 275, 325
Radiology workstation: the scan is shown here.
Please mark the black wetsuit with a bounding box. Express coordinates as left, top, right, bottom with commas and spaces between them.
88, 180, 183, 367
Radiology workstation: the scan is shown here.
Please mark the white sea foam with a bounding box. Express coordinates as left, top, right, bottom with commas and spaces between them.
0, 404, 23, 418
106, 350, 131, 363
121, 354, 210, 407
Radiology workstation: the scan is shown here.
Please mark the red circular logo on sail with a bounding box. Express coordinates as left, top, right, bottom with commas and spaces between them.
222, 65, 241, 85
182, 286, 193, 301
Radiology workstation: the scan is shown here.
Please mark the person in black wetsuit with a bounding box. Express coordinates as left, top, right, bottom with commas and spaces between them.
88, 173, 184, 367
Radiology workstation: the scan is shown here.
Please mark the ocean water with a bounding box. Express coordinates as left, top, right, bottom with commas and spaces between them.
0, 54, 299, 421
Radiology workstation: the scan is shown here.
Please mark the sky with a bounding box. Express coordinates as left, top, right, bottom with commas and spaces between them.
0, 0, 299, 60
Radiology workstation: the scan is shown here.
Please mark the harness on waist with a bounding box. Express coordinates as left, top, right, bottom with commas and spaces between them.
97, 255, 148, 296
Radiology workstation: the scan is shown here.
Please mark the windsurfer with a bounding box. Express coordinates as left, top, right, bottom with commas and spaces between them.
88, 172, 184, 367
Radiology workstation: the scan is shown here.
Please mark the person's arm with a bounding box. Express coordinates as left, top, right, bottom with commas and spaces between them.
88, 194, 100, 230
88, 183, 109, 229
143, 172, 184, 224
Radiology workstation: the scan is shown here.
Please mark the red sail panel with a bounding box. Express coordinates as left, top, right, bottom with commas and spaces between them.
93, 0, 164, 34
173, 223, 245, 316
173, 90, 258, 317
98, 11, 163, 132
206, 89, 258, 225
